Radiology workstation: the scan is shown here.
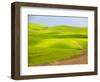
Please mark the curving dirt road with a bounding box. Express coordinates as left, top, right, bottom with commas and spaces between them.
50, 54, 88, 65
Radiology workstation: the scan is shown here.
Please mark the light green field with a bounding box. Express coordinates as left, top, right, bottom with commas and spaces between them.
28, 23, 88, 66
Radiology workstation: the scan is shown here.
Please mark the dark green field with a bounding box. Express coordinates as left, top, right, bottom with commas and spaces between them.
28, 22, 88, 66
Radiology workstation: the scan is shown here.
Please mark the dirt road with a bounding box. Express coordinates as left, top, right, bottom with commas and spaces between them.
50, 54, 88, 65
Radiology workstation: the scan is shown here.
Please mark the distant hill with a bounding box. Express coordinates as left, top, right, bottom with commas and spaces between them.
28, 22, 48, 30
49, 25, 88, 34
49, 25, 87, 30
28, 23, 87, 34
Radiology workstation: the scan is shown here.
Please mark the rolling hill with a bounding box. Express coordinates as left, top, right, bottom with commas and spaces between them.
28, 22, 88, 66
28, 22, 48, 30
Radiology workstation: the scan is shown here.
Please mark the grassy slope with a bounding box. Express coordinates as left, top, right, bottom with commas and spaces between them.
28, 22, 48, 30
28, 23, 88, 66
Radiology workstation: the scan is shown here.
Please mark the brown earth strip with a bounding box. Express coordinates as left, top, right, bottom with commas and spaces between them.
49, 54, 88, 65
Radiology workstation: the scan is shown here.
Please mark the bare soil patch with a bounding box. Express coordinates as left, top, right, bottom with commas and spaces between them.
49, 54, 88, 65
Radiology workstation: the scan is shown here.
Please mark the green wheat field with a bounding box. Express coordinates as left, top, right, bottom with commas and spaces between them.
28, 22, 88, 66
